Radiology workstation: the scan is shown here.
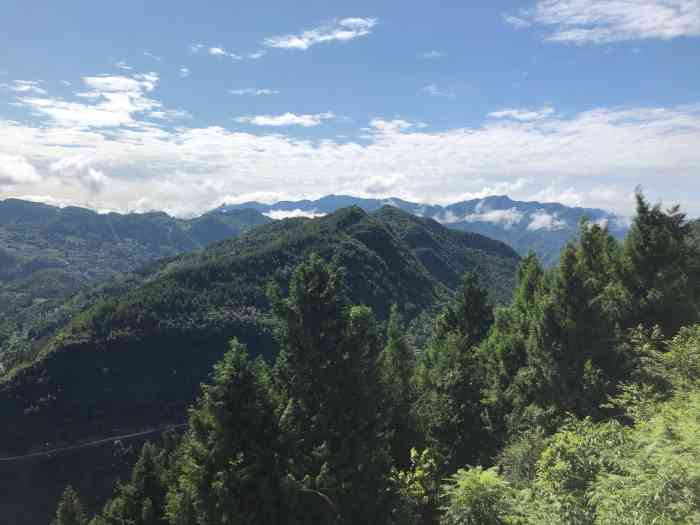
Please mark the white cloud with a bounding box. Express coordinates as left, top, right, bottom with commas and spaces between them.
235, 112, 335, 127
461, 207, 525, 228
504, 14, 531, 29
247, 51, 266, 59
423, 84, 454, 97
453, 179, 531, 202
228, 88, 279, 96
179, 68, 191, 78
527, 209, 568, 231
1, 80, 47, 95
49, 156, 108, 193
369, 119, 416, 134
419, 50, 444, 59
508, 0, 700, 44
264, 17, 377, 50
15, 73, 162, 128
190, 43, 205, 53
208, 46, 242, 60
364, 173, 404, 195
143, 51, 162, 61
264, 209, 326, 220
149, 109, 191, 120
2, 82, 700, 217
489, 106, 555, 121
0, 154, 42, 185
114, 61, 132, 71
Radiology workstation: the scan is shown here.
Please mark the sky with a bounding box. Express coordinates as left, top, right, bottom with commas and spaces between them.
1, 0, 699, 217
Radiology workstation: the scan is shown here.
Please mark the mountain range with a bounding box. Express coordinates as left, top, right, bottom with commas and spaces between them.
0, 194, 628, 374
220, 194, 629, 265
0, 205, 520, 525
0, 198, 271, 372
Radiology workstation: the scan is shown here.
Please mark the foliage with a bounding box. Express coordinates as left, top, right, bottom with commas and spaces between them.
440, 466, 514, 525
393, 448, 442, 525
414, 273, 494, 472
379, 304, 419, 469
28, 192, 700, 525
592, 392, 700, 525
270, 254, 395, 524
52, 486, 88, 525
164, 339, 286, 525
96, 442, 173, 525
0, 199, 270, 373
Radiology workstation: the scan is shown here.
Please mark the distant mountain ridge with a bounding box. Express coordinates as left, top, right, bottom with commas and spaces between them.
0, 198, 271, 371
220, 194, 629, 265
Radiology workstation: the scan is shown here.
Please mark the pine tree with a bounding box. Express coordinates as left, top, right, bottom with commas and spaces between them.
270, 254, 394, 525
165, 339, 286, 525
52, 486, 87, 525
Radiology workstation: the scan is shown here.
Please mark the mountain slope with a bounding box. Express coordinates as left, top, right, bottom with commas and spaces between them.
221, 194, 628, 265
0, 206, 519, 525
0, 199, 271, 370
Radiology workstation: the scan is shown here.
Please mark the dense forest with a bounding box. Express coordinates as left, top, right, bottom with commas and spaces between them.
0, 198, 271, 373
47, 192, 700, 525
0, 205, 520, 524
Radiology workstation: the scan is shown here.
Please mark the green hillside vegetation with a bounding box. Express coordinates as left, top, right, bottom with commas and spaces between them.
51, 190, 700, 525
0, 206, 520, 525
0, 199, 271, 373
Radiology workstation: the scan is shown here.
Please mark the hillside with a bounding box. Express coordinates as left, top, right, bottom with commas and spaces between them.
221, 194, 629, 265
0, 198, 271, 371
0, 206, 519, 525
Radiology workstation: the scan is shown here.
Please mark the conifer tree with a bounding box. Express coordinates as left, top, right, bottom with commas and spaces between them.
52, 486, 87, 525
97, 442, 170, 525
378, 304, 418, 469
623, 190, 700, 335
270, 254, 394, 525
414, 273, 494, 471
165, 339, 286, 525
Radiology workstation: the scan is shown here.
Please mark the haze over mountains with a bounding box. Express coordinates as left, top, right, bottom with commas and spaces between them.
221, 194, 629, 265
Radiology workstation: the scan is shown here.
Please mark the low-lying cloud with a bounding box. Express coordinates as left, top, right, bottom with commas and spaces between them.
527, 209, 568, 231
263, 209, 327, 220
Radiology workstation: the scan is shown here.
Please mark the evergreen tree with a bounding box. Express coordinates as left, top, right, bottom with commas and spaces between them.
165, 339, 286, 525
378, 304, 418, 469
52, 486, 87, 525
623, 190, 700, 335
483, 223, 626, 436
97, 442, 170, 525
270, 254, 394, 525
414, 273, 494, 471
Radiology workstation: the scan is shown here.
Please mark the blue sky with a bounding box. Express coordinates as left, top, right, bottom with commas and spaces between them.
1, 0, 699, 216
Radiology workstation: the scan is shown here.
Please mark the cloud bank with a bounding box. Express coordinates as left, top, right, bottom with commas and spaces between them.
2, 71, 700, 217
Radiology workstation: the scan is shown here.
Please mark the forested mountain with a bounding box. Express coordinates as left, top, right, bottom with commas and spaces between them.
0, 198, 271, 372
43, 191, 700, 525
221, 194, 629, 265
0, 206, 520, 525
